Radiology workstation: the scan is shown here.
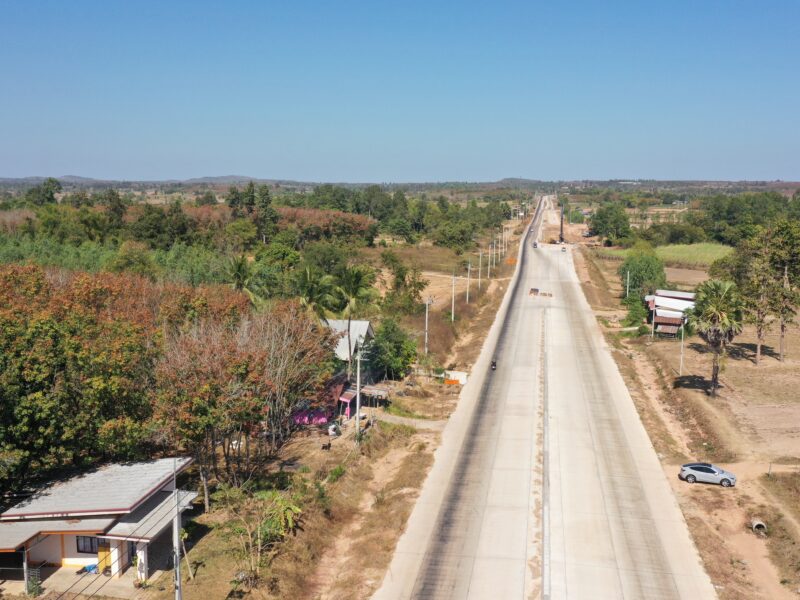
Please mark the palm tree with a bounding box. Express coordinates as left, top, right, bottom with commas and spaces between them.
226, 255, 263, 307
293, 266, 336, 321
688, 280, 744, 396
336, 266, 377, 377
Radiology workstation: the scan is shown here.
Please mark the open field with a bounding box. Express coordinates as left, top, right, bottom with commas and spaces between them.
596, 242, 733, 268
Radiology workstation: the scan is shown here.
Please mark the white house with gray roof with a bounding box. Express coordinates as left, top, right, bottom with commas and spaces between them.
0, 457, 196, 592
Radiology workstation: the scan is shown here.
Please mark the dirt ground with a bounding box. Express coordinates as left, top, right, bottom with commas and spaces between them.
578, 245, 800, 598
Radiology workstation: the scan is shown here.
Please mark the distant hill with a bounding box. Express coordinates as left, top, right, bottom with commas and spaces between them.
183, 175, 258, 185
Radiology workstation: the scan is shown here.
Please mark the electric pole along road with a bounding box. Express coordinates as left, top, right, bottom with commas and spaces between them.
374, 197, 715, 599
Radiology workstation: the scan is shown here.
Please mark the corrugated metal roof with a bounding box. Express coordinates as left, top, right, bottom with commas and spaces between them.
656, 289, 696, 301
325, 320, 374, 361
655, 308, 684, 319
0, 517, 115, 552
655, 316, 683, 326
1, 458, 192, 520
646, 296, 695, 313
101, 490, 197, 542
656, 325, 680, 334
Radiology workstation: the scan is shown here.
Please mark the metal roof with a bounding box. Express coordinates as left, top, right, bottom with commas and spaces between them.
1, 458, 192, 520
645, 295, 695, 313
655, 289, 696, 301
656, 325, 680, 334
101, 490, 197, 543
325, 320, 374, 361
0, 517, 115, 552
655, 308, 684, 319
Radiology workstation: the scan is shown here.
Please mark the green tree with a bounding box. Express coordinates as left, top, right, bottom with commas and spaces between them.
365, 319, 417, 380
225, 219, 258, 252
768, 219, 800, 361
688, 280, 744, 396
96, 189, 128, 231
107, 241, 159, 280
226, 255, 263, 307
293, 267, 337, 320
24, 178, 62, 206
711, 232, 775, 365
226, 186, 243, 218
242, 181, 257, 214
590, 203, 631, 243
618, 242, 666, 296
255, 184, 279, 244
381, 250, 428, 314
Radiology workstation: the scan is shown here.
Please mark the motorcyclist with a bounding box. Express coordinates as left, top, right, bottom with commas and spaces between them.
491, 359, 497, 370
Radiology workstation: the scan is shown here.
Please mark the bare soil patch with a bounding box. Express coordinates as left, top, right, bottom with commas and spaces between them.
666, 266, 709, 288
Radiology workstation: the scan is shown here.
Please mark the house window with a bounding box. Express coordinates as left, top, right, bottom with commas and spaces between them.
76, 536, 98, 554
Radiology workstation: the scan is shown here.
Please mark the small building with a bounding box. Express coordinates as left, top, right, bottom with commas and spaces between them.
325, 319, 374, 362
0, 458, 196, 595
644, 290, 696, 335
653, 308, 684, 334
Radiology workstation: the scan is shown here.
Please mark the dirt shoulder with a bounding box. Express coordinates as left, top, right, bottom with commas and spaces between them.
578, 244, 800, 599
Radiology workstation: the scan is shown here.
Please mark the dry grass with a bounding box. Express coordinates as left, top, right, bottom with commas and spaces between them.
576, 246, 619, 310
758, 503, 800, 589
762, 473, 800, 524
322, 439, 435, 600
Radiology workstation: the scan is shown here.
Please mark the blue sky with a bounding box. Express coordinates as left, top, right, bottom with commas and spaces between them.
1, 1, 798, 182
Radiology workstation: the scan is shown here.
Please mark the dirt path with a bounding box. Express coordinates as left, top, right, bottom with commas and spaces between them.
374, 409, 446, 431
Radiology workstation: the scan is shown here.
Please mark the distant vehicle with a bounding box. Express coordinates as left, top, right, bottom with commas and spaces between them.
679, 463, 736, 487
561, 246, 566, 253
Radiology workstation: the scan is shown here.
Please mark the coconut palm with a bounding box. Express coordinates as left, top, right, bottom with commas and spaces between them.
226, 255, 264, 308
336, 265, 377, 377
293, 266, 336, 321
688, 279, 744, 396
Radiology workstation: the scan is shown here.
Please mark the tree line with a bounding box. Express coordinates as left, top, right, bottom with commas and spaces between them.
589, 189, 800, 248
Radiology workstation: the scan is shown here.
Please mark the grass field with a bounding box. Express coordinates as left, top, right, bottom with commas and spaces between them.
596, 242, 732, 268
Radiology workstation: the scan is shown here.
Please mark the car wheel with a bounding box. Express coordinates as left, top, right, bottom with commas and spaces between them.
720, 478, 731, 487
685, 474, 696, 483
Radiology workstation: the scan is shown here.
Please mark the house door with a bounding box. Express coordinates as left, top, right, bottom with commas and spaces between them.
97, 541, 111, 572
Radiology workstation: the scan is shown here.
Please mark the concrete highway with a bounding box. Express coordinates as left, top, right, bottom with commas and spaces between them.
374, 198, 715, 599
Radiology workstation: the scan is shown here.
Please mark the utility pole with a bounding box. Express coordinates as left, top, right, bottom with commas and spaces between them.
679, 323, 685, 376
488, 243, 492, 278
478, 251, 483, 291
424, 296, 434, 355
355, 350, 362, 440
466, 261, 471, 304
173, 458, 182, 600
651, 306, 656, 339
626, 270, 630, 298
451, 272, 455, 322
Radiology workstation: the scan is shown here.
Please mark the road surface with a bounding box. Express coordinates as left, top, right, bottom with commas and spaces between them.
374, 199, 715, 599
